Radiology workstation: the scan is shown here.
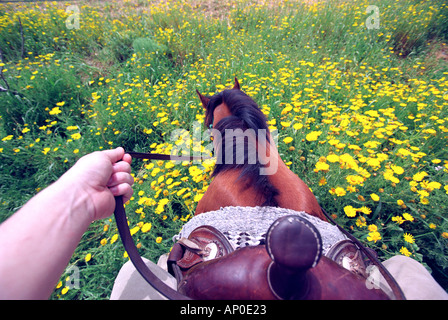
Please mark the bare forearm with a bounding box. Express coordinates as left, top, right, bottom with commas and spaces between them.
0, 180, 92, 299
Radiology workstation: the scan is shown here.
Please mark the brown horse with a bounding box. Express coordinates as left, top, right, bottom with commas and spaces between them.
194, 78, 326, 221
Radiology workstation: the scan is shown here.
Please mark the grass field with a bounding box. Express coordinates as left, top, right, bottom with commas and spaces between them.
1, 0, 448, 299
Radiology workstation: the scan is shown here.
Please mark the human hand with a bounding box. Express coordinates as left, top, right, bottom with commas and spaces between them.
58, 147, 134, 221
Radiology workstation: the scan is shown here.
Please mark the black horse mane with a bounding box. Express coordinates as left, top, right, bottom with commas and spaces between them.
205, 89, 279, 207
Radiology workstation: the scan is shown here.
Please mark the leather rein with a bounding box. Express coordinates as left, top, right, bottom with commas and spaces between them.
114, 151, 202, 300
113, 151, 405, 300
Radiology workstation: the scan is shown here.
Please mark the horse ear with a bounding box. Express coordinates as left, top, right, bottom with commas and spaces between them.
232, 77, 241, 90
196, 89, 210, 109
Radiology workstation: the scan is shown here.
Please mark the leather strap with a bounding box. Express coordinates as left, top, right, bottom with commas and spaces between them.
113, 151, 205, 300
127, 151, 207, 162
320, 207, 406, 300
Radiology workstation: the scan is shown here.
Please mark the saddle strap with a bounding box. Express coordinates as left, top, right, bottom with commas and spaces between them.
320, 206, 406, 300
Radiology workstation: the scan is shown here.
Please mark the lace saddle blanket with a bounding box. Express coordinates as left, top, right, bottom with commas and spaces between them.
173, 206, 347, 256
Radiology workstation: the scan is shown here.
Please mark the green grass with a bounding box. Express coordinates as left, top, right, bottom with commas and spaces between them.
1, 0, 448, 299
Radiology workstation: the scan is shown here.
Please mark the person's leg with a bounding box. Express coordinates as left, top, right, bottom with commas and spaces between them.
381, 255, 448, 300
110, 257, 177, 300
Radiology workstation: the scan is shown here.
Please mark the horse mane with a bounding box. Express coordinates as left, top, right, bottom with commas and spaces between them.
206, 89, 279, 207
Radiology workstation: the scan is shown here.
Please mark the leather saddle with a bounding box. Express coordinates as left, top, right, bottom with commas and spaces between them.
166, 215, 403, 300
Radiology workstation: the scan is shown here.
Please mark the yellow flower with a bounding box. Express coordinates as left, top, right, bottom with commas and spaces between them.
141, 222, 152, 233
356, 216, 367, 227
2, 135, 13, 141
130, 226, 140, 235
399, 247, 411, 257
73, 149, 79, 154
110, 234, 119, 244
85, 253, 92, 262
346, 175, 364, 186
412, 171, 427, 182
344, 205, 357, 217
368, 224, 378, 232
194, 193, 204, 202
391, 165, 404, 175
370, 193, 380, 201
403, 233, 415, 244
56, 101, 65, 106
326, 154, 339, 163
402, 213, 414, 222
305, 130, 322, 142
315, 161, 329, 172
334, 187, 346, 197
156, 237, 162, 244
61, 286, 69, 295
367, 231, 382, 243
49, 107, 62, 115
71, 133, 81, 140
392, 216, 404, 224
318, 177, 327, 186
42, 147, 51, 155
358, 206, 371, 215
283, 137, 293, 144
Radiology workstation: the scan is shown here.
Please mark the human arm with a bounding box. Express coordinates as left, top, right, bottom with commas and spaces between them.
0, 147, 133, 299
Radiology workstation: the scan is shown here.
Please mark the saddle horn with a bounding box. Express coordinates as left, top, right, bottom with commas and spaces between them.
266, 215, 322, 299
